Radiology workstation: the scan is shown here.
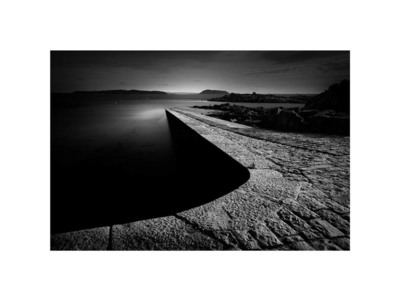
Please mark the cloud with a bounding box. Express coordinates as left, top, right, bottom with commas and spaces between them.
317, 56, 350, 73
239, 67, 293, 76
260, 51, 349, 64
51, 51, 350, 93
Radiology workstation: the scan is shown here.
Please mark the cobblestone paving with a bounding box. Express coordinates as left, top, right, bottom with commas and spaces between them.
161, 108, 349, 250
51, 107, 349, 250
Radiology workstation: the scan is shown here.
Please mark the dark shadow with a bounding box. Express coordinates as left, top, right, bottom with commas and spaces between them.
51, 110, 250, 234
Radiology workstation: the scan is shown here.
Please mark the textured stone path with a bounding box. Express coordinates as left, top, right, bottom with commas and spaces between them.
51, 107, 349, 250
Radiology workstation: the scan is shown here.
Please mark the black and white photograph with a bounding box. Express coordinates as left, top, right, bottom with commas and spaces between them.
51, 51, 350, 250
2, 0, 400, 300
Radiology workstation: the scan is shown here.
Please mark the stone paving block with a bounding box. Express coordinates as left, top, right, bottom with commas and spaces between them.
308, 239, 343, 251
332, 237, 350, 250
277, 207, 312, 232
112, 216, 223, 250
264, 217, 297, 237
282, 198, 320, 220
332, 193, 350, 208
249, 176, 299, 202
279, 240, 315, 251
316, 209, 350, 235
212, 231, 242, 249
250, 224, 283, 249
296, 193, 328, 212
51, 227, 110, 250
321, 199, 350, 215
299, 228, 324, 241
340, 212, 350, 222
178, 190, 268, 231
309, 219, 344, 238
230, 230, 262, 250
280, 235, 305, 245
290, 241, 315, 250
236, 154, 280, 169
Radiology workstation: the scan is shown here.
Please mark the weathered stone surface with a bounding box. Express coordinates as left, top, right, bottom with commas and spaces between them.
250, 223, 283, 248
167, 108, 349, 250
340, 212, 350, 222
277, 240, 315, 251
316, 209, 350, 235
309, 219, 344, 238
296, 193, 328, 212
282, 198, 320, 220
280, 235, 305, 245
228, 230, 263, 250
52, 107, 349, 250
309, 239, 343, 251
288, 241, 315, 251
264, 218, 297, 237
111, 216, 224, 250
332, 237, 350, 250
277, 208, 312, 232
299, 228, 324, 241
332, 194, 350, 208
51, 227, 110, 250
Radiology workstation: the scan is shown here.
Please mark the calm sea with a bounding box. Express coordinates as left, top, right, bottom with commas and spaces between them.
51, 98, 303, 233
52, 98, 303, 173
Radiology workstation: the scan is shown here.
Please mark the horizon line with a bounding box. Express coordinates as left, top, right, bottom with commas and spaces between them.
52, 89, 320, 95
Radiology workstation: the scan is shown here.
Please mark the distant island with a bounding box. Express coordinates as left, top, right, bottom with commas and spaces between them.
52, 89, 227, 107
199, 89, 229, 95
70, 89, 230, 96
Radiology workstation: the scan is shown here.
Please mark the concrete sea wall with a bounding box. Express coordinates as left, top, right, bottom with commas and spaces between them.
51, 107, 350, 250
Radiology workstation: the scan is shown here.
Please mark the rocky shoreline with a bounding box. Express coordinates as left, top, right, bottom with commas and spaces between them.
194, 103, 350, 135
209, 92, 312, 104
202, 80, 350, 135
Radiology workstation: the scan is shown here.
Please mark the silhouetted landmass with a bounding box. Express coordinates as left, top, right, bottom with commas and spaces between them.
208, 92, 313, 103
199, 89, 229, 95
194, 80, 350, 135
73, 89, 168, 95
51, 91, 221, 108
304, 80, 350, 113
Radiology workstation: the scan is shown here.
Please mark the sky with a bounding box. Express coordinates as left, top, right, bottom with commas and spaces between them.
51, 51, 350, 94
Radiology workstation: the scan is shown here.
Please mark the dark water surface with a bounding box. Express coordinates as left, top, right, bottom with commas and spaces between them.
51, 97, 303, 234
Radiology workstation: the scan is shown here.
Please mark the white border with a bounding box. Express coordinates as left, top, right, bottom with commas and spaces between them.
1, 0, 400, 300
